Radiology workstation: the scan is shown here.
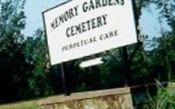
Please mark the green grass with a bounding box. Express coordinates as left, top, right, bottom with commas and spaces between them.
142, 81, 175, 109
0, 100, 40, 109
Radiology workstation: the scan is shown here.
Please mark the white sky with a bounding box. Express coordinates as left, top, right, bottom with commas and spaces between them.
23, 0, 169, 38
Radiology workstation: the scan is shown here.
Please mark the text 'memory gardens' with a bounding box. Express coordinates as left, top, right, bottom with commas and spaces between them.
50, 0, 125, 38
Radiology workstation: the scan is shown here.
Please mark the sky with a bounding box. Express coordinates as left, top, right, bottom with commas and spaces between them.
23, 0, 66, 36
23, 0, 169, 39
140, 5, 170, 39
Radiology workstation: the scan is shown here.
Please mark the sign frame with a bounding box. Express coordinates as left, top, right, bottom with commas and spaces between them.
42, 0, 139, 66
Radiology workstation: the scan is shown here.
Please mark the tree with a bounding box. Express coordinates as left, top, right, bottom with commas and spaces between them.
0, 0, 30, 103
24, 29, 54, 97
146, 0, 175, 82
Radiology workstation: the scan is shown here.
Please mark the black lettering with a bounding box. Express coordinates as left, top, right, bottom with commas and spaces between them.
82, 2, 88, 12
91, 18, 96, 29
62, 46, 68, 52
97, 17, 103, 27
99, 29, 118, 40
109, 31, 114, 37
69, 44, 74, 49
102, 14, 107, 25
74, 6, 79, 16
121, 0, 125, 5
81, 40, 84, 46
95, 0, 101, 8
89, 0, 95, 11
99, 35, 104, 40
102, 0, 108, 6
68, 8, 74, 19
51, 22, 55, 29
114, 30, 118, 36
73, 43, 77, 48
66, 28, 71, 37
86, 20, 91, 30
65, 14, 108, 37
64, 11, 69, 21
76, 42, 80, 47
71, 26, 75, 36
108, 0, 113, 5
59, 15, 64, 23
89, 38, 93, 43
115, 0, 125, 5
93, 36, 97, 42
51, 6, 79, 31
81, 22, 86, 32
75, 25, 82, 34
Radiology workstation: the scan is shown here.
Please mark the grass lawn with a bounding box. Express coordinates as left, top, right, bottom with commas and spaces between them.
0, 100, 40, 109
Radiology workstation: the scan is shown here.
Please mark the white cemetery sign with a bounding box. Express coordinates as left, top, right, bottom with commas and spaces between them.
43, 0, 137, 65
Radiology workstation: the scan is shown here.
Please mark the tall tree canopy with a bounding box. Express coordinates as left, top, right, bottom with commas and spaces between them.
0, 0, 28, 102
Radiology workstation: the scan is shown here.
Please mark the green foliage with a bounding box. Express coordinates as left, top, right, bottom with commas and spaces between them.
142, 81, 175, 109
0, 0, 29, 102
0, 100, 39, 109
0, 0, 54, 103
24, 29, 54, 97
150, 32, 175, 81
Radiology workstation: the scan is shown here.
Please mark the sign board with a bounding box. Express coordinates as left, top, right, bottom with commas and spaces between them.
43, 0, 137, 65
